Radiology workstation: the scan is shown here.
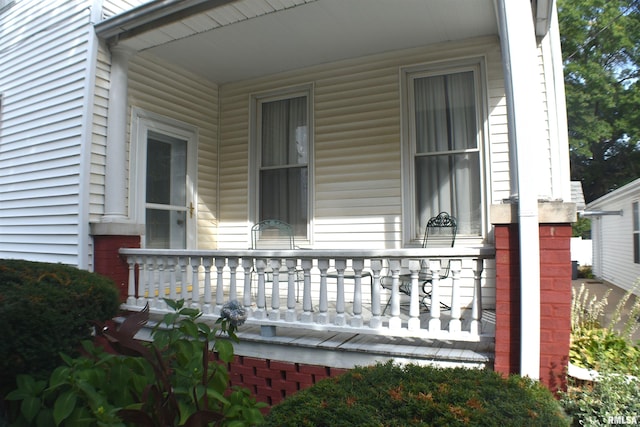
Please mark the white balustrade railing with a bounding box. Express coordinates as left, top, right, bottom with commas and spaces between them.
119, 248, 494, 341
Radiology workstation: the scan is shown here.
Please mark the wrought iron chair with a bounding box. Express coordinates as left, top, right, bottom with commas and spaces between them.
419, 212, 457, 310
382, 212, 457, 313
250, 219, 303, 301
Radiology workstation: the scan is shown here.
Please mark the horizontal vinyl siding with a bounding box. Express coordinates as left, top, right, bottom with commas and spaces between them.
589, 185, 640, 292
0, 0, 94, 265
127, 53, 219, 249
101, 0, 151, 19
218, 37, 506, 250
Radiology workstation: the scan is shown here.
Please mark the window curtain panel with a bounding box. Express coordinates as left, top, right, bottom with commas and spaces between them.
260, 96, 308, 236
414, 71, 481, 236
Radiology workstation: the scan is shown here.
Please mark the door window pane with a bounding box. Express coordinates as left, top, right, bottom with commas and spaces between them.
145, 131, 188, 249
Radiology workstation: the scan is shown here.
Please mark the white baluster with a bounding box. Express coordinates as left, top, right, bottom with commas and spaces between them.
301, 259, 314, 323
228, 257, 239, 302
334, 259, 346, 326
350, 258, 364, 328
190, 256, 201, 310
285, 258, 297, 322
408, 259, 421, 330
178, 256, 188, 302
167, 257, 177, 301
136, 255, 147, 307
214, 257, 225, 315
126, 256, 136, 306
202, 257, 213, 314
428, 259, 442, 331
470, 258, 484, 336
448, 259, 463, 333
388, 259, 402, 329
242, 258, 253, 309
269, 258, 281, 321
255, 258, 267, 319
156, 257, 167, 310
147, 257, 158, 308
317, 258, 329, 324
369, 259, 383, 328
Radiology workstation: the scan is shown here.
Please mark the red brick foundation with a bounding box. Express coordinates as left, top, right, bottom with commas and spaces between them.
93, 235, 140, 302
494, 223, 572, 392
211, 353, 347, 407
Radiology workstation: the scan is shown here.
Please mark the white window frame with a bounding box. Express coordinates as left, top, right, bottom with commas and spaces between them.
400, 58, 489, 246
249, 85, 314, 243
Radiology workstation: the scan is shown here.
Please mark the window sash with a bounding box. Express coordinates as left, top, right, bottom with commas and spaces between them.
257, 94, 309, 238
409, 68, 482, 238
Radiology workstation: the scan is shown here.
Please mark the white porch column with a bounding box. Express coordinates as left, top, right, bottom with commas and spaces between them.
495, 0, 543, 380
102, 45, 135, 222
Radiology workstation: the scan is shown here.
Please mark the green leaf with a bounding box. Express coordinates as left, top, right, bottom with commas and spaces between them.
15, 374, 38, 395
49, 366, 72, 390
5, 389, 29, 401
206, 388, 230, 405
179, 318, 200, 338
179, 307, 201, 318
197, 322, 211, 335
21, 396, 41, 423
165, 298, 183, 311
54, 390, 77, 426
214, 339, 234, 363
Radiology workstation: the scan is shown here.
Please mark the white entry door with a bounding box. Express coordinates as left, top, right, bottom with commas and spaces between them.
132, 109, 197, 249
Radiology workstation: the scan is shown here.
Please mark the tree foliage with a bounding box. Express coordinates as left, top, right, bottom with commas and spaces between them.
558, 0, 640, 203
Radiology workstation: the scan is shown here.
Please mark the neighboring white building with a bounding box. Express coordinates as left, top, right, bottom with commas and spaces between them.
587, 178, 640, 293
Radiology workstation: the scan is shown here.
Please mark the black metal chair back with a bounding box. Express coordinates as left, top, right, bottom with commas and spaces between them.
423, 212, 457, 249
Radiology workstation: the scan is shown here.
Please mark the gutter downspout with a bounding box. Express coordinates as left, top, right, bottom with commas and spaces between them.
495, 0, 543, 379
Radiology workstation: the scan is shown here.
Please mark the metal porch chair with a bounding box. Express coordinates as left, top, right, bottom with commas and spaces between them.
382, 212, 457, 313
251, 219, 303, 301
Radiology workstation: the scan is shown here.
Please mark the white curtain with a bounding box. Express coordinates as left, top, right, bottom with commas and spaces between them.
260, 96, 308, 236
414, 71, 481, 236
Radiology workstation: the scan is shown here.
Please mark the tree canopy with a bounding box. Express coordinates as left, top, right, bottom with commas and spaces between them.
558, 0, 640, 203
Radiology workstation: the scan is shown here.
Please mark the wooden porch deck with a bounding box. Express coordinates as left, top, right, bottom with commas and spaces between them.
130, 305, 496, 371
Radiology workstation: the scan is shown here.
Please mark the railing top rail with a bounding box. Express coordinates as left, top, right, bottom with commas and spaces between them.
119, 246, 495, 259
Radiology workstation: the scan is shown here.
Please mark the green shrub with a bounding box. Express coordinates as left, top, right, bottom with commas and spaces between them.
264, 362, 569, 427
561, 372, 640, 426
561, 283, 640, 425
6, 299, 265, 426
569, 283, 640, 375
0, 259, 120, 393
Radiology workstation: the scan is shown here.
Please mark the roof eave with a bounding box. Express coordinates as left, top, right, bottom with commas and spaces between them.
95, 0, 235, 43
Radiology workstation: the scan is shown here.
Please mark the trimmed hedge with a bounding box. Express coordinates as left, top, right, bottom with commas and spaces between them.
0, 259, 120, 393
264, 362, 570, 427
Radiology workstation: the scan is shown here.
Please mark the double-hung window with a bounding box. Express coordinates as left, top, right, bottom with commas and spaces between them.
253, 89, 310, 238
404, 61, 484, 242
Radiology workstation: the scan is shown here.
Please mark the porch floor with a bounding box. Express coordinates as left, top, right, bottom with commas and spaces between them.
127, 301, 496, 370
231, 314, 495, 370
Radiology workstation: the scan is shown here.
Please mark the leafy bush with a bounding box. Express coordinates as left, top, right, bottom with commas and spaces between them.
569, 283, 640, 374
6, 299, 265, 426
264, 361, 569, 427
561, 283, 640, 425
561, 372, 640, 426
0, 259, 120, 392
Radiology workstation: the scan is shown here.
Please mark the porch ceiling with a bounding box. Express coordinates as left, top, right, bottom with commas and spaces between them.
109, 0, 498, 84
